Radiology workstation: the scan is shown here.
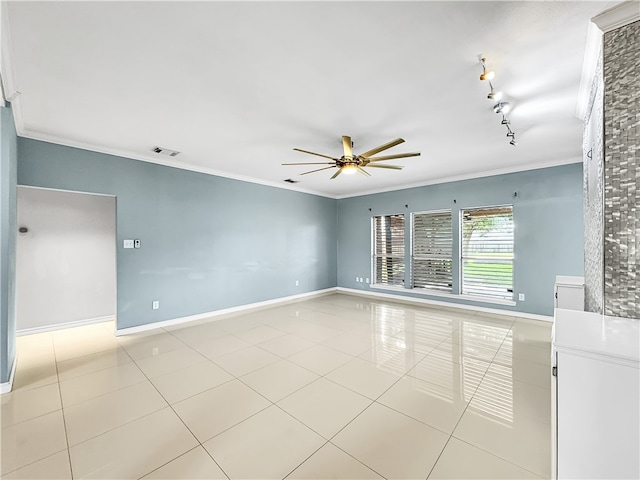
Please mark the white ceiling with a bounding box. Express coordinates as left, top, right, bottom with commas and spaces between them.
3, 1, 616, 198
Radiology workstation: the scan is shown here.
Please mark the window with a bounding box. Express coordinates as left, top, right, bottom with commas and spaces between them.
461, 206, 514, 300
412, 211, 453, 291
373, 214, 405, 286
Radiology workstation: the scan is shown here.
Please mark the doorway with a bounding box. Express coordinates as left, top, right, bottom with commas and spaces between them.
16, 186, 116, 334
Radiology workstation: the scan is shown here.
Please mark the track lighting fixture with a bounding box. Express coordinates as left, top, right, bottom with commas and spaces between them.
487, 89, 503, 101
478, 55, 516, 146
493, 102, 511, 114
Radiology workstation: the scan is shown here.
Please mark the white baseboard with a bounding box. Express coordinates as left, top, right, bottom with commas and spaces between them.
115, 288, 338, 336
336, 287, 554, 323
16, 315, 116, 336
0, 356, 17, 395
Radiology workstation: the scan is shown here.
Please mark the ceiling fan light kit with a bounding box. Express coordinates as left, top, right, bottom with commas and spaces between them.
282, 136, 420, 179
479, 56, 516, 146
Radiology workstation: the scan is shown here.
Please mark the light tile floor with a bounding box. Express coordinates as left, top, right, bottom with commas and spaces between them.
1, 294, 552, 479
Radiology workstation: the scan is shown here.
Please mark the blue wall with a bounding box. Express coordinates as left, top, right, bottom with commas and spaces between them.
18, 139, 338, 330
336, 164, 584, 316
1, 105, 17, 383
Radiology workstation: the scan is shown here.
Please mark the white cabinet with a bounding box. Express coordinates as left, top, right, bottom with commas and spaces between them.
554, 276, 584, 311
552, 309, 639, 479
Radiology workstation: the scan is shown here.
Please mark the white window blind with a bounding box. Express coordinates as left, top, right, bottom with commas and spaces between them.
461, 206, 514, 300
412, 211, 453, 291
373, 214, 405, 286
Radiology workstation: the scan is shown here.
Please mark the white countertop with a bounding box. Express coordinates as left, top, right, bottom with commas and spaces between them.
553, 308, 640, 366
554, 275, 585, 286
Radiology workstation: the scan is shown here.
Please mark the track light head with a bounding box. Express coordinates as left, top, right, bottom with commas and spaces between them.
488, 89, 503, 100
493, 102, 511, 114
501, 117, 510, 125
480, 70, 495, 81
510, 138, 517, 146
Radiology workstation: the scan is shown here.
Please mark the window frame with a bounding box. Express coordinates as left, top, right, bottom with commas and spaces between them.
372, 213, 406, 287
411, 209, 453, 292
459, 204, 514, 301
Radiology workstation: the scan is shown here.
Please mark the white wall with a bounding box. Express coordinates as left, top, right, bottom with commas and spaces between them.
16, 187, 115, 332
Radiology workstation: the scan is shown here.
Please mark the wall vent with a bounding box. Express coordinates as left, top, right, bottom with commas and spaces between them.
284, 178, 299, 184
151, 146, 180, 157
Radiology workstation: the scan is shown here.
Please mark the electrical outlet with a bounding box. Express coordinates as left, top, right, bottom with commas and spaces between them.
355, 276, 359, 282
295, 280, 299, 286
518, 293, 525, 301
152, 300, 159, 310
366, 278, 370, 283
134, 239, 141, 248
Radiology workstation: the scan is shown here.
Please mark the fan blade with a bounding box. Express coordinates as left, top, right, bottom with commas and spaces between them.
293, 148, 336, 160
367, 164, 404, 170
359, 138, 405, 158
366, 152, 420, 162
300, 166, 336, 175
357, 167, 371, 177
342, 135, 353, 159
282, 162, 335, 166
330, 169, 342, 179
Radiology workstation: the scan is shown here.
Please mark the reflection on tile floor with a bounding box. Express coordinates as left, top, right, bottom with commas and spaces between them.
1, 294, 552, 479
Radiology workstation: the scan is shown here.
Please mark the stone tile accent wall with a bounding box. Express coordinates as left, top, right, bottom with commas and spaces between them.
583, 48, 604, 314
603, 20, 640, 319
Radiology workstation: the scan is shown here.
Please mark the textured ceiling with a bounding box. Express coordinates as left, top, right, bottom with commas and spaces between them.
2, 1, 615, 198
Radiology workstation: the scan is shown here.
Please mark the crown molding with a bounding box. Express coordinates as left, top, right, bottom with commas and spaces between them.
592, 0, 640, 33
18, 129, 336, 199
335, 157, 582, 199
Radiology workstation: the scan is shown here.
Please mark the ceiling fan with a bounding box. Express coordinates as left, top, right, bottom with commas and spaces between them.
283, 135, 420, 179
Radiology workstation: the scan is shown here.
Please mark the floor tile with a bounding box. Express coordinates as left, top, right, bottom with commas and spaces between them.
453, 405, 550, 478
325, 357, 401, 400
278, 377, 372, 439
472, 371, 551, 425
257, 333, 316, 358
408, 353, 489, 396
134, 347, 206, 378
332, 402, 449, 480
490, 355, 553, 389
240, 359, 318, 402
203, 405, 325, 480
69, 407, 198, 479
173, 379, 271, 442
322, 332, 376, 357
191, 335, 252, 359
142, 446, 227, 479
235, 325, 288, 344
63, 381, 168, 446
11, 352, 58, 391
53, 333, 120, 362
358, 340, 424, 375
289, 321, 344, 343
287, 344, 353, 376
497, 335, 551, 366
0, 410, 68, 475
56, 347, 132, 381
119, 332, 186, 360
167, 322, 229, 346
286, 442, 383, 479
428, 437, 541, 479
215, 316, 262, 334
2, 450, 72, 480
378, 375, 469, 434
213, 345, 282, 377
150, 360, 233, 404
59, 361, 147, 407
0, 382, 61, 428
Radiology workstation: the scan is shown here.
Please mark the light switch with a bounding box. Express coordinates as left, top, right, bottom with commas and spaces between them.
123, 239, 134, 249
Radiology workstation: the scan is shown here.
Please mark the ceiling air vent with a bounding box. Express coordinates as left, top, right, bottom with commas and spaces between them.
284, 178, 299, 184
151, 146, 180, 157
